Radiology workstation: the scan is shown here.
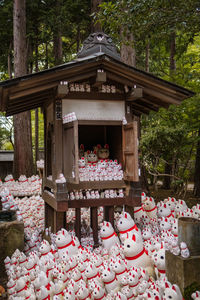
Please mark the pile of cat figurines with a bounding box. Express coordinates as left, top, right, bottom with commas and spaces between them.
4, 192, 200, 300
0, 174, 41, 197
78, 144, 124, 182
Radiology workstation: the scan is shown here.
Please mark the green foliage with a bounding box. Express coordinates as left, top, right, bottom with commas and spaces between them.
184, 282, 200, 300
31, 109, 44, 158
0, 0, 13, 79
140, 93, 200, 186
0, 0, 91, 78
0, 112, 13, 150
0, 0, 92, 155
97, 0, 200, 190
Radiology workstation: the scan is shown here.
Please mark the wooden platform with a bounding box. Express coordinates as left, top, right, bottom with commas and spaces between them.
43, 186, 141, 247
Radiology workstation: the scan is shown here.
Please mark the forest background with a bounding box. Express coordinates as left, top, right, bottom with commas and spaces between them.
0, 0, 200, 198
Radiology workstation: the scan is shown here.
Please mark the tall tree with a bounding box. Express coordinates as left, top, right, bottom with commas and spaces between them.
13, 0, 34, 178
91, 0, 102, 32
53, 0, 63, 65
120, 30, 136, 67
194, 129, 200, 196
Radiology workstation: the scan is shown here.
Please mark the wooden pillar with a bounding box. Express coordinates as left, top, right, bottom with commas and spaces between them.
104, 206, 109, 222
45, 202, 54, 231
52, 99, 63, 183
104, 206, 114, 227
75, 208, 81, 242
43, 108, 47, 180
91, 207, 98, 248
45, 203, 66, 233
35, 108, 39, 165
108, 206, 114, 227
54, 211, 66, 232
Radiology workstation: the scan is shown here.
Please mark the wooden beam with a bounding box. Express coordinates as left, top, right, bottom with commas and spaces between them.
126, 88, 143, 101
140, 97, 161, 108
131, 103, 150, 114
103, 60, 190, 98
10, 66, 98, 95
92, 71, 107, 87
77, 120, 122, 126
143, 87, 181, 105
66, 180, 126, 191
68, 197, 126, 208
132, 108, 142, 116
106, 67, 182, 104
57, 84, 69, 98
7, 99, 48, 114
143, 93, 169, 109
134, 99, 159, 112
10, 83, 58, 100
62, 91, 125, 101
106, 71, 135, 87
43, 190, 57, 210
43, 190, 68, 211
9, 93, 50, 107
6, 102, 45, 116
9, 68, 96, 102
1, 87, 9, 112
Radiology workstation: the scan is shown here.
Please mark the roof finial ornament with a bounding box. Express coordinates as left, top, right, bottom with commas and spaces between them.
77, 32, 121, 61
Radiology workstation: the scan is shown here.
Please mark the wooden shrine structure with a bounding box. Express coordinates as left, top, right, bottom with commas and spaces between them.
0, 33, 194, 245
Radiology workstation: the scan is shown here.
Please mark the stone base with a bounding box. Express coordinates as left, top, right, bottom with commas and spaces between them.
0, 220, 24, 287
166, 251, 200, 294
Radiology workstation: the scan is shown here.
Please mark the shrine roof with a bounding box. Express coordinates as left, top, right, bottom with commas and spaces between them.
0, 51, 194, 116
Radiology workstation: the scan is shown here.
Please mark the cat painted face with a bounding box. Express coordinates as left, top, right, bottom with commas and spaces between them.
97, 144, 109, 159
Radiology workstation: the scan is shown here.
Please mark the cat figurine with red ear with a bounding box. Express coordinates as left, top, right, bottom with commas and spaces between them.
117, 211, 140, 243
87, 150, 98, 163
97, 144, 110, 160
100, 221, 120, 251
123, 232, 155, 277
55, 229, 78, 257
163, 282, 183, 300
192, 291, 200, 300
79, 144, 85, 159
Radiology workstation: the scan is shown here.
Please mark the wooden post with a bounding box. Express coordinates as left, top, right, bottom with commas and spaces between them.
35, 108, 39, 165
45, 202, 54, 231
52, 99, 63, 183
43, 109, 47, 180
103, 206, 114, 226
91, 207, 98, 248
54, 211, 66, 232
75, 208, 81, 241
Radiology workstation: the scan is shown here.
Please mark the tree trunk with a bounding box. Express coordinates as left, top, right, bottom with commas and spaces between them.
170, 31, 176, 77
13, 0, 34, 178
120, 30, 136, 67
153, 157, 159, 191
141, 164, 149, 192
35, 42, 39, 72
91, 0, 102, 32
145, 42, 150, 72
53, 32, 63, 65
8, 42, 13, 78
45, 42, 48, 69
194, 129, 200, 196
162, 162, 172, 189
53, 0, 63, 65
76, 25, 80, 53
